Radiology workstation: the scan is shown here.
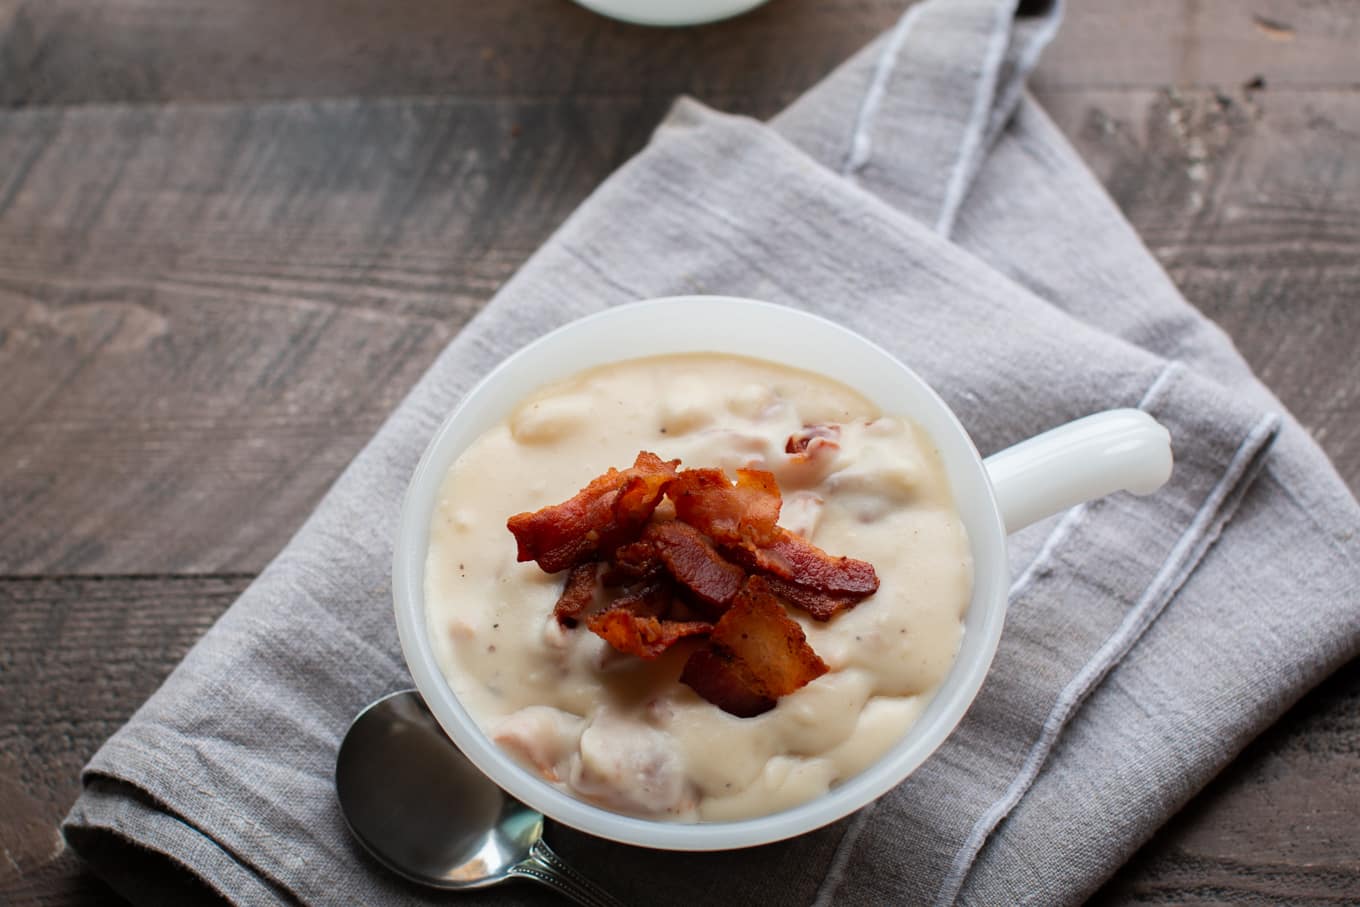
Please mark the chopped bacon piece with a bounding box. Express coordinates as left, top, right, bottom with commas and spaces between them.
667, 469, 736, 539
615, 465, 675, 526
513, 447, 881, 718
785, 424, 841, 458
734, 469, 782, 541
668, 467, 782, 546
611, 579, 673, 617
507, 451, 678, 573
589, 611, 713, 660
668, 588, 725, 622
601, 539, 662, 586
680, 577, 828, 717
733, 528, 879, 597
679, 649, 775, 718
711, 577, 828, 691
643, 520, 745, 608
762, 575, 867, 622
587, 581, 712, 660
553, 563, 599, 628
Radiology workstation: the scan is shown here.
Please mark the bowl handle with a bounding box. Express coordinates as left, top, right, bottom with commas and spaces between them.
982, 409, 1173, 535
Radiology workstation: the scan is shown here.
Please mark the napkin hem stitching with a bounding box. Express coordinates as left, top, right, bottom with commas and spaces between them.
935, 0, 1015, 237
842, 3, 926, 177
986, 0, 1065, 151
810, 800, 880, 907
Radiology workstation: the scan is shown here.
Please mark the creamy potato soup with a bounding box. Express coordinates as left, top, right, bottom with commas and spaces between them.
425, 354, 972, 821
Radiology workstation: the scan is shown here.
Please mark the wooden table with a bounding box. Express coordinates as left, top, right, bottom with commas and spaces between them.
2, 1, 1356, 903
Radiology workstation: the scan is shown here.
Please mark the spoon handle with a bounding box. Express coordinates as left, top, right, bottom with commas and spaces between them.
510, 838, 626, 907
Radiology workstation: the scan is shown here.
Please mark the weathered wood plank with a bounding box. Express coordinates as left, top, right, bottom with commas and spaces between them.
0, 0, 898, 108
1, 0, 1356, 109
1037, 87, 1360, 482
0, 855, 125, 907
0, 575, 250, 903
3, 88, 1357, 576
0, 98, 674, 575
1039, 0, 1360, 93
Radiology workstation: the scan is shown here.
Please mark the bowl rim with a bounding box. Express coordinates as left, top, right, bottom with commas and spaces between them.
393, 295, 1010, 850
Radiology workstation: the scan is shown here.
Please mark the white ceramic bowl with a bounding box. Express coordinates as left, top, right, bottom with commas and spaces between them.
393, 296, 1171, 850
570, 0, 771, 27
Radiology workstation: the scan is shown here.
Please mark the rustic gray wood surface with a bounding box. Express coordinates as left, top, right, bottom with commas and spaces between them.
1, 1, 1356, 903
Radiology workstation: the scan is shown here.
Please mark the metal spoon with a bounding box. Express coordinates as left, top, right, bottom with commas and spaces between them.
335, 689, 623, 907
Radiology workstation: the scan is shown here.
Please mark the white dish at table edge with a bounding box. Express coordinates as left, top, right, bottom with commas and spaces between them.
571, 0, 771, 27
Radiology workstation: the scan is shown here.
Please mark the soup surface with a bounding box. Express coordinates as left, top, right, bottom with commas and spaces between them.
426, 354, 972, 821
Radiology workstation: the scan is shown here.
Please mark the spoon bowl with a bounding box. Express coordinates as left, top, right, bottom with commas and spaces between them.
335, 690, 621, 906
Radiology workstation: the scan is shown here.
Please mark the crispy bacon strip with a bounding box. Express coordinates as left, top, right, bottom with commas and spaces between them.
679, 577, 828, 717
762, 575, 866, 622
611, 579, 672, 617
516, 448, 880, 717
668, 469, 736, 539
668, 588, 725, 622
644, 520, 745, 607
601, 539, 662, 586
587, 581, 712, 660
731, 528, 879, 597
507, 451, 678, 573
590, 611, 713, 660
733, 469, 782, 541
669, 467, 782, 546
553, 563, 599, 628
679, 649, 775, 718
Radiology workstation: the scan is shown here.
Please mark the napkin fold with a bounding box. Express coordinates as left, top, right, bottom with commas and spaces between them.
64, 1, 1360, 905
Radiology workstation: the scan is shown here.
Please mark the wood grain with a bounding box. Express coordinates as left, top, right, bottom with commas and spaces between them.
1037, 0, 1360, 92
1, 0, 1357, 904
3, 87, 1357, 576
0, 0, 898, 108
1, 1, 1357, 109
1037, 86, 1360, 481
0, 97, 675, 574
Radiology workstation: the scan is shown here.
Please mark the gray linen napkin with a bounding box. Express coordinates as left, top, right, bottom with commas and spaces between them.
64, 1, 1360, 904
